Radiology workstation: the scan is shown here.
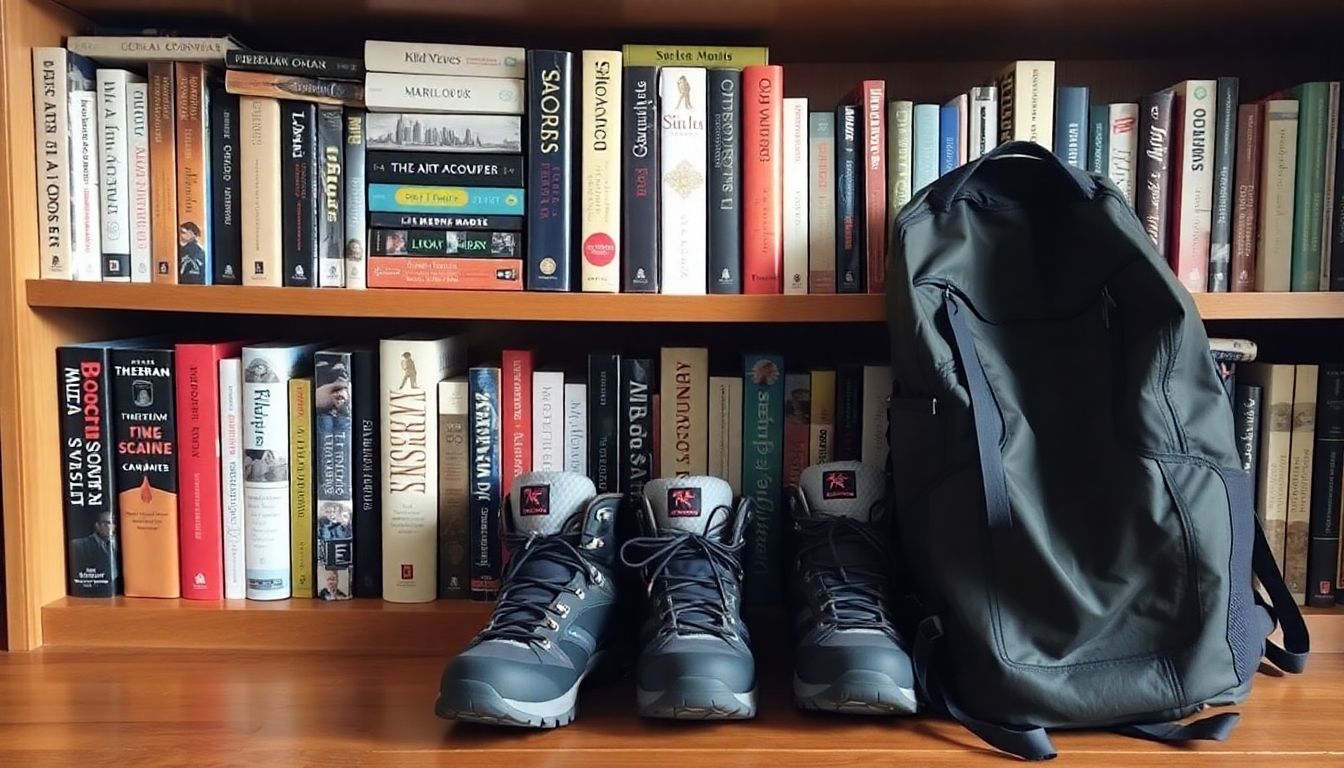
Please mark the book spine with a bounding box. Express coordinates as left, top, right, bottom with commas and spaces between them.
468, 366, 502, 600
1333, 87, 1344, 292
1256, 100, 1300, 292
68, 35, 240, 63
68, 91, 102, 282
835, 105, 861, 293
564, 383, 588, 475
344, 110, 367, 289
652, 394, 662, 475
226, 51, 365, 81
1108, 104, 1140, 207
33, 49, 78, 279
939, 100, 959, 176
314, 351, 356, 601
222, 70, 365, 107
1250, 364, 1295, 576
1054, 86, 1089, 169
363, 72, 525, 114
1231, 104, 1262, 292
809, 369, 836, 465
1286, 364, 1318, 603
955, 94, 968, 167
1290, 84, 1329, 292
623, 66, 660, 293
57, 345, 119, 596
1319, 83, 1338, 291
808, 113, 836, 293
369, 229, 519, 257
97, 70, 132, 281
588, 353, 621, 493
783, 373, 809, 487
889, 100, 914, 221
997, 61, 1055, 149
1208, 77, 1239, 292
437, 378, 470, 598
219, 357, 245, 598
861, 365, 893, 466
289, 378, 313, 598
1088, 105, 1108, 174
365, 113, 523, 154
743, 353, 784, 604
659, 347, 709, 476
112, 347, 179, 598
174, 63, 210, 285
911, 104, 939, 201
580, 51, 623, 293
240, 96, 283, 286
367, 257, 524, 290
127, 86, 157, 281
780, 98, 809, 294
742, 65, 783, 294
242, 349, 295, 600
708, 68, 742, 294
708, 377, 744, 495
366, 151, 524, 187
968, 87, 997, 162
620, 45, 769, 68
621, 358, 655, 502
1308, 365, 1344, 606
211, 92, 242, 284
370, 212, 524, 231
281, 101, 319, 287
501, 350, 534, 498
367, 184, 525, 216
659, 67, 708, 295
175, 345, 226, 599
1169, 81, 1215, 293
363, 41, 526, 79
315, 105, 345, 288
532, 371, 566, 471
526, 51, 574, 291
855, 81, 886, 292
1136, 90, 1174, 262
351, 348, 381, 598
1234, 383, 1261, 476
834, 365, 863, 461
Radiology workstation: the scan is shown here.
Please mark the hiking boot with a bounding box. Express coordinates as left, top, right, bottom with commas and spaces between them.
436, 471, 621, 728
788, 461, 917, 714
620, 476, 757, 720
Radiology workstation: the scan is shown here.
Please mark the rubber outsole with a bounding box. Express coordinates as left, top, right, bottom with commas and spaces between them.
637, 676, 757, 720
435, 650, 612, 728
792, 670, 918, 715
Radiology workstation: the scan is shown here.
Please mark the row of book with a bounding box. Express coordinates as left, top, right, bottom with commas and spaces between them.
58, 335, 891, 603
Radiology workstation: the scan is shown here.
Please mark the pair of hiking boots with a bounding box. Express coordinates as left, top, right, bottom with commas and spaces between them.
435, 461, 916, 727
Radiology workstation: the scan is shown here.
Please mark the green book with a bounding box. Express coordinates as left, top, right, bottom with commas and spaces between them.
1290, 82, 1330, 291
1088, 105, 1109, 175
742, 353, 784, 605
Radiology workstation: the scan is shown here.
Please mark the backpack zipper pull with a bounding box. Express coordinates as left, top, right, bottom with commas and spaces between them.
1101, 286, 1117, 328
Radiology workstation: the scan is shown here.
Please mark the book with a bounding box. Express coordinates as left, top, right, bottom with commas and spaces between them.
743, 353, 784, 604
849, 80, 887, 293
210, 92, 242, 284
366, 257, 523, 290
527, 51, 575, 292
369, 229, 519, 257
809, 369, 836, 465
1308, 365, 1344, 606
111, 345, 179, 598
708, 376, 744, 496
968, 86, 998, 161
1088, 105, 1108, 174
709, 68, 742, 295
1136, 90, 1175, 262
437, 378, 470, 598
174, 62, 211, 285
861, 365, 893, 466
835, 104, 861, 294
1320, 83, 1339, 291
314, 349, 364, 601
997, 61, 1055, 149
223, 70, 364, 107
808, 112, 836, 293
1208, 77, 1240, 292
1234, 382, 1262, 476
659, 347, 708, 477
128, 81, 151, 282
1257, 100, 1300, 292
380, 334, 465, 603
623, 65, 660, 293
1284, 364, 1318, 603
782, 97, 809, 295
621, 358, 656, 502
96, 68, 142, 281
1231, 104, 1262, 292
241, 341, 322, 600
317, 105, 345, 288
911, 103, 939, 196
501, 350, 534, 499
888, 100, 914, 219
364, 40, 526, 78
369, 213, 524, 232
659, 67, 708, 295
288, 377, 314, 598
219, 356, 245, 598
365, 152, 525, 187
69, 89, 102, 282
349, 348, 381, 599
1332, 88, 1344, 292
365, 112, 523, 154
175, 341, 245, 600
67, 34, 241, 63
621, 45, 768, 68
1107, 103, 1140, 206
226, 50, 364, 81
834, 365, 863, 461
783, 373, 810, 487
939, 96, 963, 177
532, 371, 566, 472
32, 47, 95, 280
344, 109, 367, 289
367, 184, 524, 216
588, 353, 621, 493
743, 65, 783, 294
1054, 86, 1089, 169
240, 96, 282, 286
1168, 80, 1216, 293
364, 73, 524, 114
281, 101, 319, 287
581, 50, 623, 293
1241, 364, 1296, 576
1290, 83, 1331, 292
564, 382, 588, 475
468, 365, 502, 600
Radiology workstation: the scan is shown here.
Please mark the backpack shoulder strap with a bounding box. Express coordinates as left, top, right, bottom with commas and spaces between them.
1252, 519, 1310, 672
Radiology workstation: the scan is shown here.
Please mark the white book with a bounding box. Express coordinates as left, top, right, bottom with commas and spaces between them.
1169, 80, 1216, 293
808, 113, 836, 293
380, 334, 467, 603
364, 40, 527, 79
532, 371, 566, 472
240, 97, 282, 286
564, 383, 588, 475
1256, 100, 1299, 292
364, 113, 523, 154
33, 48, 94, 279
781, 97, 809, 295
218, 357, 245, 600
68, 90, 102, 282
888, 100, 913, 229
709, 377, 744, 496
96, 69, 141, 282
241, 342, 323, 600
126, 82, 152, 282
860, 365, 893, 466
364, 72, 525, 115
659, 67, 708, 295
967, 86, 999, 160
581, 50, 623, 293
996, 60, 1056, 149
1108, 103, 1140, 207
67, 35, 240, 64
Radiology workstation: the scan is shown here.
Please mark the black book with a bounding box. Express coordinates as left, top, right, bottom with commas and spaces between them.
620, 358, 655, 502
349, 347, 382, 599
1136, 89, 1175, 262
367, 151, 525, 187
622, 65, 660, 293
110, 346, 176, 596
224, 50, 365, 82
210, 91, 242, 284
314, 348, 363, 601
280, 100, 319, 287
1234, 382, 1262, 477
343, 109, 367, 287
527, 50, 574, 292
708, 68, 741, 294
468, 366, 502, 600
588, 353, 621, 494
317, 104, 344, 288
1308, 365, 1344, 606
835, 104, 862, 294
1207, 77, 1239, 292
369, 212, 525, 232
834, 365, 863, 462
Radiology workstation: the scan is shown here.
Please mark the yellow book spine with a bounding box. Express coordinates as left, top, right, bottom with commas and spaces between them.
620, 44, 768, 69
809, 369, 837, 466
580, 50, 623, 292
289, 377, 313, 598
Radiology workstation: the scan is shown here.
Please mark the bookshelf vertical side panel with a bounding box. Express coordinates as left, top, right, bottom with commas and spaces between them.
0, 0, 88, 650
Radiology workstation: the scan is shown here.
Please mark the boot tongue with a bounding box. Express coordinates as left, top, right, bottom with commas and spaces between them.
510, 471, 595, 536
644, 476, 736, 539
799, 461, 885, 523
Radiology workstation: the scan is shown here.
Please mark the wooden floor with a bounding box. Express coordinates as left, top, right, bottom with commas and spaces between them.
0, 648, 1340, 767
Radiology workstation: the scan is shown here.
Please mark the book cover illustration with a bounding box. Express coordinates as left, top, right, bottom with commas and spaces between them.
314, 352, 356, 600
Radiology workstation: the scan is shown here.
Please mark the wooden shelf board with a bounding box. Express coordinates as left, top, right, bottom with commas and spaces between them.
26, 280, 1344, 322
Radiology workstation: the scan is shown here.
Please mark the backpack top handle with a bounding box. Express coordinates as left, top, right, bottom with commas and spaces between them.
927, 140, 1097, 213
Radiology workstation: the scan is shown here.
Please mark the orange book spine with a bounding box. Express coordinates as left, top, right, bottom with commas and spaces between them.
367, 257, 524, 290
148, 62, 178, 282
174, 63, 209, 284
742, 65, 783, 294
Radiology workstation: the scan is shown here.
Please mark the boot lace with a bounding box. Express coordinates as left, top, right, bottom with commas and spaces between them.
477, 517, 604, 648
620, 508, 744, 640
796, 501, 898, 641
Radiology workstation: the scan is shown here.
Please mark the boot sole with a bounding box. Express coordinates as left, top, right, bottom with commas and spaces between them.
637, 676, 757, 720
793, 671, 918, 715
435, 649, 609, 728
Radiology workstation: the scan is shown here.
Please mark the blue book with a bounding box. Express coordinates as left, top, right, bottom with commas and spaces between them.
1054, 86, 1090, 169
526, 50, 574, 291
742, 353, 784, 605
1089, 105, 1109, 174
468, 365, 502, 600
939, 100, 961, 176
912, 104, 940, 192
367, 184, 526, 216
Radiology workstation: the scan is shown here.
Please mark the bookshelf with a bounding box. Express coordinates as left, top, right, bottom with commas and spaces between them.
2, 0, 1343, 665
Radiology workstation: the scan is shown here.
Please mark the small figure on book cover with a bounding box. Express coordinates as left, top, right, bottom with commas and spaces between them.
676, 75, 693, 110
68, 510, 118, 587
399, 352, 417, 389
345, 238, 365, 264
178, 222, 205, 278
318, 501, 353, 540
244, 449, 287, 482
382, 230, 408, 255
318, 568, 349, 600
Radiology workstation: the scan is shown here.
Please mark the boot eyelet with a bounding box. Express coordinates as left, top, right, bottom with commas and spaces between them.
596, 509, 612, 522
575, 589, 586, 600
592, 571, 605, 585
555, 603, 570, 617
539, 639, 552, 650
546, 618, 559, 631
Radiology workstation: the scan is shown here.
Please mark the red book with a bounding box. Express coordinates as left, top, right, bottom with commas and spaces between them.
782, 373, 810, 487
847, 80, 887, 293
1230, 104, 1262, 293
174, 340, 245, 599
501, 349, 534, 498
743, 65, 783, 294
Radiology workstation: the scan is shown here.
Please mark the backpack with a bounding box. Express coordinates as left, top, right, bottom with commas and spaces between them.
884, 141, 1310, 760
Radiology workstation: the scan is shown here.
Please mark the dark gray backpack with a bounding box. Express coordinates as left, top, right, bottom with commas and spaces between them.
885, 141, 1309, 760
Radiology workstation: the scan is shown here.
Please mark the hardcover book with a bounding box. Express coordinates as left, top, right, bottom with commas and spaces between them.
783, 373, 810, 487
1108, 103, 1140, 207
468, 365, 503, 599
32, 48, 95, 280
364, 40, 526, 79
370, 212, 524, 231
219, 356, 245, 598
226, 50, 364, 81
128, 81, 151, 282
1054, 86, 1089, 169
1241, 363, 1296, 575
1089, 105, 1108, 174
344, 109, 367, 289
501, 350, 535, 499
316, 105, 345, 288
368, 184, 524, 216
314, 349, 364, 601
96, 68, 142, 281
565, 382, 588, 475
366, 151, 524, 187
808, 112, 836, 293
281, 100, 319, 287
589, 353, 621, 493
743, 353, 784, 604
939, 96, 963, 177
526, 51, 574, 291
365, 112, 523, 154
888, 100, 914, 225
349, 347, 381, 598
708, 68, 742, 294
1308, 365, 1344, 606
1168, 80, 1216, 293
370, 229, 519, 257
809, 369, 836, 465
289, 377, 314, 598
834, 365, 863, 461
364, 72, 524, 114
69, 90, 102, 282
1289, 83, 1330, 292
1234, 382, 1262, 476
581, 51, 623, 293
532, 371, 566, 471
742, 65, 783, 294
366, 257, 524, 290
1256, 99, 1299, 292
835, 104, 862, 293
1208, 77, 1240, 292
67, 35, 241, 64
1285, 364, 1319, 604
968, 86, 998, 161
1136, 89, 1175, 262
621, 358, 656, 502
708, 376, 744, 495
849, 80, 887, 293
861, 365, 893, 466
210, 92, 242, 284
623, 65, 660, 293
911, 103, 939, 197
174, 62, 211, 285
659, 347, 709, 477
438, 378, 470, 598
782, 97, 809, 295
659, 67, 708, 294
621, 45, 768, 68
240, 96, 282, 286
223, 70, 365, 107
996, 60, 1055, 149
